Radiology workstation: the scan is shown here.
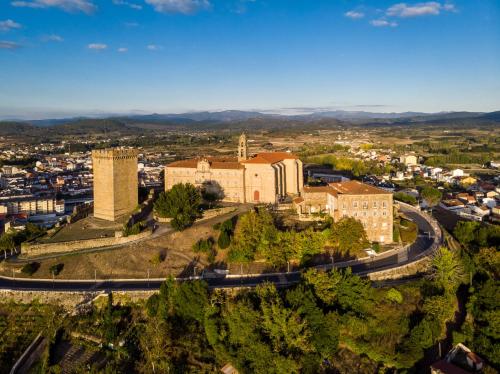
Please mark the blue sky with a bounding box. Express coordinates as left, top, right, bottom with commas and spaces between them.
0, 0, 499, 119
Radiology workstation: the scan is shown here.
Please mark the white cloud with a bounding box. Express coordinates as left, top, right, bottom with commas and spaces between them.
124, 21, 139, 27
117, 47, 128, 52
88, 43, 107, 50
147, 44, 162, 51
11, 0, 96, 14
345, 11, 365, 19
145, 0, 210, 14
0, 40, 21, 49
42, 34, 64, 42
0, 19, 22, 31
370, 19, 398, 27
387, 2, 455, 18
112, 0, 142, 10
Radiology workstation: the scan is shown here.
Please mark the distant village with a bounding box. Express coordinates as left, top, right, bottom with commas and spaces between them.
0, 141, 164, 233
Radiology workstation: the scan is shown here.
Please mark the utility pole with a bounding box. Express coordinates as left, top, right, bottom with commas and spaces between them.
94, 269, 97, 283
147, 269, 150, 288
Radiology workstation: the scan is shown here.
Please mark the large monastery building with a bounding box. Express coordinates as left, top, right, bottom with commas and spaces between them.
164, 134, 304, 204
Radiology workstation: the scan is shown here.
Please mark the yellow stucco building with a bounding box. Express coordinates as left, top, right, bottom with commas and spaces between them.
164, 134, 304, 204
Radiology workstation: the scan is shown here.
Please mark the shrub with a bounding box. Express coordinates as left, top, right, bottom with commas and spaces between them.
123, 221, 146, 237
146, 294, 159, 317
21, 262, 40, 276
192, 238, 214, 253
393, 225, 401, 243
49, 263, 64, 276
220, 218, 234, 233
207, 248, 217, 264
217, 230, 231, 249
393, 192, 417, 206
371, 242, 381, 253
386, 288, 403, 304
150, 251, 166, 266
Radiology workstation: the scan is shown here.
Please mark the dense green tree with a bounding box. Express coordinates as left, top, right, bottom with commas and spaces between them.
303, 268, 373, 316
228, 208, 277, 263
454, 221, 481, 246
286, 285, 339, 358
173, 280, 209, 323
154, 183, 201, 231
429, 247, 466, 294
257, 283, 313, 355
328, 217, 369, 256
420, 186, 442, 206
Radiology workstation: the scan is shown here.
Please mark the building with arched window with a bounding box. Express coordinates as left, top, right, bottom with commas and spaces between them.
164, 134, 303, 204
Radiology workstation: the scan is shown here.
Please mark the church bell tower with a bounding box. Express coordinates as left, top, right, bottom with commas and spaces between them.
237, 133, 248, 162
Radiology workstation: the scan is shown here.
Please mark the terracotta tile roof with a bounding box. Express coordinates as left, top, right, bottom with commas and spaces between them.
242, 152, 298, 164
303, 186, 338, 196
329, 180, 390, 195
293, 197, 304, 204
167, 157, 244, 170
441, 199, 465, 207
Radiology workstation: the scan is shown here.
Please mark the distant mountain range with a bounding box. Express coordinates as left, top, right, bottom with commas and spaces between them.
15, 109, 499, 127
0, 110, 498, 138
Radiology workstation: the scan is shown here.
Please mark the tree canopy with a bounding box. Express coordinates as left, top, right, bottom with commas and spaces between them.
154, 183, 201, 230
326, 217, 369, 256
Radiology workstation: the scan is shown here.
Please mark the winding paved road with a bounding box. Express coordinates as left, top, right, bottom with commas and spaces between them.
0, 203, 441, 292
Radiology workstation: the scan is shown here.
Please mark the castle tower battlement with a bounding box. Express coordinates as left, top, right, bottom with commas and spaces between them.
91, 148, 139, 160
91, 148, 138, 222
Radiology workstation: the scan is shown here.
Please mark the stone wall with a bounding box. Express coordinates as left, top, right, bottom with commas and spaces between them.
92, 148, 138, 222
367, 256, 431, 281
0, 290, 156, 311
20, 229, 152, 258
154, 206, 236, 224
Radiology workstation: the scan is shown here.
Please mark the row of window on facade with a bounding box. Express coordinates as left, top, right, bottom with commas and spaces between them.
171, 169, 241, 177
342, 210, 389, 217
345, 201, 388, 209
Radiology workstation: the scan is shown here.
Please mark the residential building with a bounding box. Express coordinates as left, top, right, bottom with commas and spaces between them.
294, 180, 393, 243
400, 154, 418, 166
0, 197, 64, 216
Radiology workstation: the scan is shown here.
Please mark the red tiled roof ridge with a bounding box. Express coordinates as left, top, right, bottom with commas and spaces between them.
329, 180, 390, 195
242, 152, 298, 164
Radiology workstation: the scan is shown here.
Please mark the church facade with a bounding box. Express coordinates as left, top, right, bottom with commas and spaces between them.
164, 134, 304, 204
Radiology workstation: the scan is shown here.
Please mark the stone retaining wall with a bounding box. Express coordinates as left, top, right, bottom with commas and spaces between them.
155, 206, 236, 224
20, 229, 152, 258
367, 256, 431, 281
0, 290, 156, 311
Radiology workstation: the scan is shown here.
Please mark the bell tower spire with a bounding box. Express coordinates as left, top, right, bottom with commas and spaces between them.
237, 133, 248, 162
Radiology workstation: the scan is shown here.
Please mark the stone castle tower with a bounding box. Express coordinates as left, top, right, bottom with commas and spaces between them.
92, 148, 139, 222
237, 133, 248, 162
